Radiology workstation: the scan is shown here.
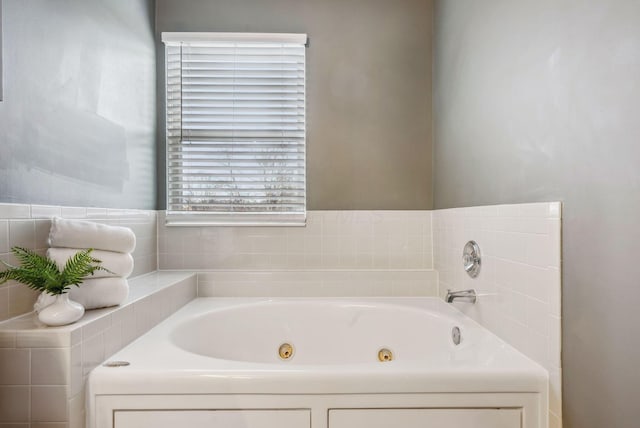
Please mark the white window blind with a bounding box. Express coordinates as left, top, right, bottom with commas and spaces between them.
162, 33, 307, 226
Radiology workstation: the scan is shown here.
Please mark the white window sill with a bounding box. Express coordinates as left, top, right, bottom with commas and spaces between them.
164, 212, 307, 227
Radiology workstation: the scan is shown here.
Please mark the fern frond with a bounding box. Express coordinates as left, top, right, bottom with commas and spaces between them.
61, 249, 107, 286
12, 247, 59, 275
0, 247, 109, 295
0, 268, 47, 289
0, 248, 60, 290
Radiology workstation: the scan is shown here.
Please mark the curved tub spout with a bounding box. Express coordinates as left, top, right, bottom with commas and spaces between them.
445, 289, 477, 304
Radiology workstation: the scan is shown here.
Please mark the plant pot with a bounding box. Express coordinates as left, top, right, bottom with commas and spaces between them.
38, 294, 85, 326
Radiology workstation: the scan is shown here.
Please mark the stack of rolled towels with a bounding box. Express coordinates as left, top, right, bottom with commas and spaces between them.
35, 217, 136, 312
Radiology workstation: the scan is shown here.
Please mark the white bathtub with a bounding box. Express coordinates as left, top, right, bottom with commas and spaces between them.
88, 297, 549, 428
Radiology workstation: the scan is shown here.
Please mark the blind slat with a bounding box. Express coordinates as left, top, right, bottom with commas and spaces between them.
169, 182, 305, 189
168, 171, 305, 178
168, 202, 305, 209
169, 155, 304, 161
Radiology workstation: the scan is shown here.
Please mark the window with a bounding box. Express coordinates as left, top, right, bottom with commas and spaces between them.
162, 32, 307, 226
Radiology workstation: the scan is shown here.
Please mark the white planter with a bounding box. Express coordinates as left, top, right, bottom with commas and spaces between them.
38, 294, 85, 326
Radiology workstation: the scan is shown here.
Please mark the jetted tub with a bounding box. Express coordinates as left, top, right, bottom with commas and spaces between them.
88, 298, 549, 428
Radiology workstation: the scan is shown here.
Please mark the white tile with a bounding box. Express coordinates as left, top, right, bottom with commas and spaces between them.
8, 284, 40, 318
206, 282, 260, 297
30, 205, 62, 219
111, 304, 135, 326
303, 253, 323, 269
548, 268, 562, 317
31, 348, 69, 385
33, 422, 68, 428
70, 344, 82, 397
494, 259, 519, 288
81, 315, 111, 341
496, 204, 521, 217
494, 231, 526, 262
107, 208, 125, 217
286, 233, 306, 254
70, 329, 82, 347
8, 220, 35, 249
493, 216, 521, 233
81, 333, 104, 376
0, 287, 9, 322
522, 266, 550, 303
549, 368, 563, 417
500, 318, 529, 356
548, 315, 562, 368
519, 202, 552, 218
525, 233, 552, 267
0, 331, 16, 348
34, 220, 51, 250
525, 297, 549, 337
317, 281, 376, 297
17, 331, 70, 349
304, 212, 323, 235
69, 392, 85, 428
60, 206, 88, 218
321, 213, 340, 235
0, 348, 30, 385
85, 207, 107, 218
548, 202, 562, 219
31, 385, 68, 422
133, 299, 154, 337
0, 204, 30, 219
303, 234, 322, 255
548, 219, 562, 268
0, 386, 30, 422
520, 217, 549, 234
0, 220, 9, 253
392, 281, 438, 296
159, 253, 184, 270
197, 281, 217, 296
104, 323, 123, 357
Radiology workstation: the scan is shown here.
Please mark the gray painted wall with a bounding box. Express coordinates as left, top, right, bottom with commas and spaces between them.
0, 0, 156, 209
433, 1, 640, 427
155, 0, 433, 210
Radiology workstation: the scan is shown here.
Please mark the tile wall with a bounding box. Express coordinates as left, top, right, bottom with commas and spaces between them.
0, 204, 158, 322
158, 210, 433, 270
0, 203, 563, 428
432, 202, 562, 428
197, 270, 438, 297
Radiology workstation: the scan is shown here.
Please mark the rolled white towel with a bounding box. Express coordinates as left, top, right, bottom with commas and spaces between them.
33, 278, 129, 312
46, 248, 134, 279
48, 217, 136, 254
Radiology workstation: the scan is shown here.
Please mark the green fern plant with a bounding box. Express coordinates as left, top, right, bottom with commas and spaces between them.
0, 247, 108, 295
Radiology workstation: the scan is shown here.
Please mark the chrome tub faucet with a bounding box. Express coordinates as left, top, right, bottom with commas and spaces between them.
445, 289, 477, 304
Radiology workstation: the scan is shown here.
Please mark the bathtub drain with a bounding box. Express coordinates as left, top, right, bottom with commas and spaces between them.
452, 326, 462, 345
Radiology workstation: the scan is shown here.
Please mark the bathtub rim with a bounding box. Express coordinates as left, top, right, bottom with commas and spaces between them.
88, 296, 549, 397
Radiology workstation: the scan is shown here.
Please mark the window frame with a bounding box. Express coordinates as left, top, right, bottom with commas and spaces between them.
162, 32, 308, 227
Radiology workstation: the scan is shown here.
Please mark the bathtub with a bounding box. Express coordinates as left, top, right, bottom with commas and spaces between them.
87, 297, 548, 428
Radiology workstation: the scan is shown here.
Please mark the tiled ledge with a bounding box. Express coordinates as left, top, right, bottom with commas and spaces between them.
0, 271, 197, 428
0, 271, 197, 343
